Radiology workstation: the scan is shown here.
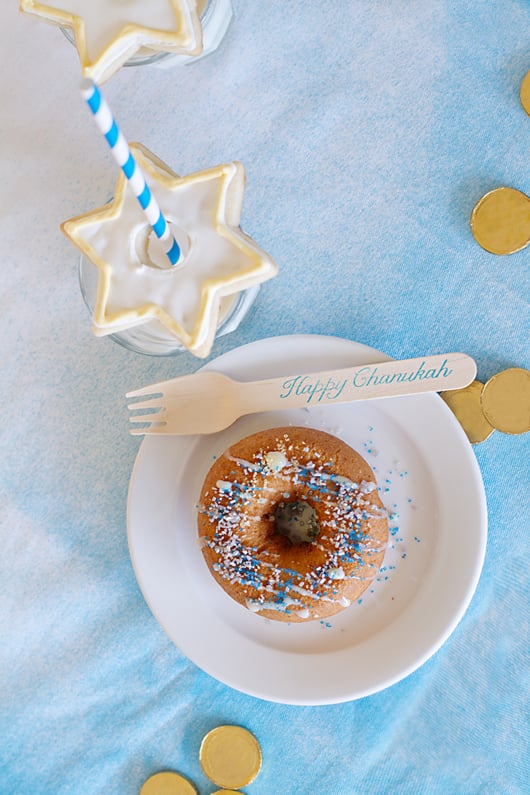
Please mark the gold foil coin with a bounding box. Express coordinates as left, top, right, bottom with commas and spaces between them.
520, 70, 530, 116
481, 368, 530, 434
441, 380, 494, 443
140, 771, 198, 795
470, 187, 530, 254
199, 725, 262, 789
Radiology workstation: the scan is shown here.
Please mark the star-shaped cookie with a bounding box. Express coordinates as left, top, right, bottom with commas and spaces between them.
61, 143, 278, 358
19, 0, 203, 83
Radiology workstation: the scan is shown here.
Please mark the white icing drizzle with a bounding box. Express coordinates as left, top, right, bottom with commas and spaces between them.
216, 480, 233, 492
264, 450, 289, 472
227, 455, 261, 472
327, 567, 345, 580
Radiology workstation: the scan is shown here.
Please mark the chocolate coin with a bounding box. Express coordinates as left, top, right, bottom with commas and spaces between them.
481, 368, 530, 434
470, 187, 530, 254
441, 380, 494, 443
520, 70, 530, 116
199, 725, 262, 789
140, 771, 198, 795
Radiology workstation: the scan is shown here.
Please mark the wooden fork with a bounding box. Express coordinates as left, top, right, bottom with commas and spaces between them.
126, 352, 476, 435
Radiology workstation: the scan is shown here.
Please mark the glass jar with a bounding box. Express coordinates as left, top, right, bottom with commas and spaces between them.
78, 253, 259, 356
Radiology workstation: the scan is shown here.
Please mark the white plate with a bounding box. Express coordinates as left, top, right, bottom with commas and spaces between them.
127, 335, 487, 705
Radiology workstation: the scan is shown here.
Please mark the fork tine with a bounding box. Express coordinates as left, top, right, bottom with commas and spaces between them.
127, 396, 165, 411
129, 412, 166, 425
126, 384, 164, 399
129, 422, 168, 436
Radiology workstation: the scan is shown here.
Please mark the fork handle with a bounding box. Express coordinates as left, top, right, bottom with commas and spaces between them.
238, 353, 476, 413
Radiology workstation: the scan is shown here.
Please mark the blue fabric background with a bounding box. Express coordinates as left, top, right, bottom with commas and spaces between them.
1, 1, 529, 793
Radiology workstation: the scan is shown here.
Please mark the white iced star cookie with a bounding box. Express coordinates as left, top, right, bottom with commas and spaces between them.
19, 0, 203, 83
61, 143, 278, 358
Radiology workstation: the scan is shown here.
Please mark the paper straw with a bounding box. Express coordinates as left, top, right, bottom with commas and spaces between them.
80, 78, 180, 266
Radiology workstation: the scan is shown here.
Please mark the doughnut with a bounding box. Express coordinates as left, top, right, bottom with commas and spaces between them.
197, 426, 389, 622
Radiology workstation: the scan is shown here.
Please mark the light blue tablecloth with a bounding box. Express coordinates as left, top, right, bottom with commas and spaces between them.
2, 2, 529, 793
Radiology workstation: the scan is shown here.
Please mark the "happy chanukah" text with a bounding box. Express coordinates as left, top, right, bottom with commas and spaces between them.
279, 359, 454, 403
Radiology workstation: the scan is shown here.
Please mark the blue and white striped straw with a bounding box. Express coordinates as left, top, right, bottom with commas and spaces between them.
80, 78, 180, 266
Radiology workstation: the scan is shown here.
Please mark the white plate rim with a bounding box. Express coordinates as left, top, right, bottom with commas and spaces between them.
127, 334, 488, 704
